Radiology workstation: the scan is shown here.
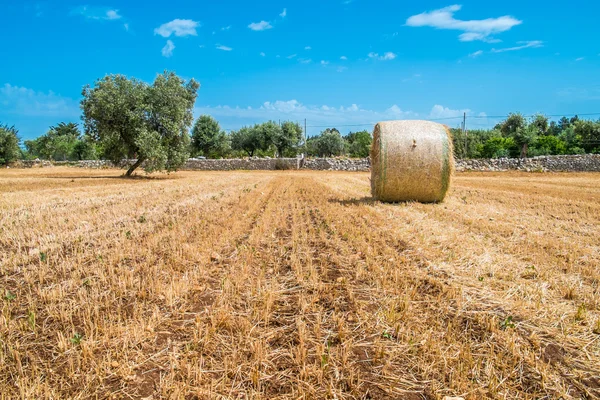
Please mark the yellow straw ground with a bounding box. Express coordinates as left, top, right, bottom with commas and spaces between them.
1, 168, 599, 399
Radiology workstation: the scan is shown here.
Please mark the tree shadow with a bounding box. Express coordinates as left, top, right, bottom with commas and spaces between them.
51, 174, 180, 181
328, 197, 377, 206
329, 197, 445, 206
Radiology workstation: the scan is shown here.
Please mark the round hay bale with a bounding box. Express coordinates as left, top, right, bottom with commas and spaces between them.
370, 120, 454, 203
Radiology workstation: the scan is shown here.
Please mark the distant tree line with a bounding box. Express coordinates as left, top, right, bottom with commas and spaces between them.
1, 71, 599, 174
452, 114, 600, 159
189, 119, 372, 159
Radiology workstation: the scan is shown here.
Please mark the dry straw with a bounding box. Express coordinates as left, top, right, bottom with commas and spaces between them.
370, 120, 455, 203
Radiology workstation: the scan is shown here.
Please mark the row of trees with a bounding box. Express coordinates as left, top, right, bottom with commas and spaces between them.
1, 70, 599, 174
452, 114, 600, 159
190, 119, 372, 159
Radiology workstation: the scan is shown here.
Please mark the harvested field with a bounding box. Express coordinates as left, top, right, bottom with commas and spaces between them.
1, 168, 600, 399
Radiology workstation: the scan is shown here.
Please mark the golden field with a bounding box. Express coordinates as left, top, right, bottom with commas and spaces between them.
1, 168, 599, 399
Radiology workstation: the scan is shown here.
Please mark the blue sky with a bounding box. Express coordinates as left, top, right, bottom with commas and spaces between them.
1, 0, 599, 140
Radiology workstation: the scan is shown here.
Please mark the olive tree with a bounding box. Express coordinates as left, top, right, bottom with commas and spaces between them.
81, 71, 199, 176
191, 115, 229, 158
272, 121, 303, 157
231, 125, 270, 157
0, 124, 21, 165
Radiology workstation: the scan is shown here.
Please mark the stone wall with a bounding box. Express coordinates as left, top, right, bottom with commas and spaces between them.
455, 155, 600, 172
8, 155, 600, 172
302, 158, 370, 171
183, 158, 299, 171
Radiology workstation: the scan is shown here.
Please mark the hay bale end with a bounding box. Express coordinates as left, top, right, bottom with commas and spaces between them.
370, 120, 454, 203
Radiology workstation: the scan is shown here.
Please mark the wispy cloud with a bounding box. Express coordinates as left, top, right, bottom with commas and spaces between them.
491, 40, 543, 53
287, 54, 297, 59
260, 52, 266, 56
216, 44, 233, 51
320, 60, 329, 65
162, 40, 175, 57
304, 46, 312, 50
71, 6, 123, 21
280, 8, 287, 18
248, 20, 272, 31
406, 5, 522, 43
367, 52, 396, 61
194, 100, 418, 134
340, 56, 348, 60
154, 19, 200, 37
429, 104, 471, 119
575, 57, 584, 62
221, 25, 231, 31
0, 84, 80, 117
469, 50, 483, 58
337, 67, 348, 73
298, 58, 312, 64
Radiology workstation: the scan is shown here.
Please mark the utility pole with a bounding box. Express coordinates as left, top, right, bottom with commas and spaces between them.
304, 118, 307, 144
463, 112, 467, 157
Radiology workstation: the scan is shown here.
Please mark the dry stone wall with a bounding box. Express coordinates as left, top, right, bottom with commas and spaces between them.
455, 155, 600, 172
7, 155, 600, 172
302, 158, 370, 171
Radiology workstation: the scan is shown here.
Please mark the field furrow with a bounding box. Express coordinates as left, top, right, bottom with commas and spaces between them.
1, 168, 599, 399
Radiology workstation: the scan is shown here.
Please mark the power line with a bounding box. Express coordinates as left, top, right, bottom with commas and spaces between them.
219, 112, 600, 132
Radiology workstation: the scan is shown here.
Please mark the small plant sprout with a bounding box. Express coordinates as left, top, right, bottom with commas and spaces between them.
593, 319, 600, 335
575, 304, 587, 322
71, 333, 83, 345
500, 316, 515, 330
39, 252, 47, 262
4, 290, 16, 301
27, 310, 36, 331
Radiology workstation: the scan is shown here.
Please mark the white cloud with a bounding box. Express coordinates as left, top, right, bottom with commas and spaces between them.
298, 58, 312, 64
429, 104, 470, 119
280, 8, 287, 17
368, 52, 396, 61
260, 52, 266, 56
287, 54, 297, 59
221, 25, 231, 31
105, 10, 121, 20
0, 84, 79, 117
162, 40, 175, 57
491, 40, 543, 53
123, 23, 129, 31
320, 60, 329, 65
199, 44, 205, 48
194, 100, 418, 134
305, 46, 312, 50
406, 5, 522, 43
216, 44, 232, 51
575, 57, 584, 61
154, 19, 200, 37
337, 66, 348, 72
469, 50, 483, 58
248, 20, 272, 31
340, 56, 348, 60
72, 6, 123, 21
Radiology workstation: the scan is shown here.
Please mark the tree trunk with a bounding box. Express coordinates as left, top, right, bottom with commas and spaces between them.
125, 157, 145, 177
520, 143, 528, 159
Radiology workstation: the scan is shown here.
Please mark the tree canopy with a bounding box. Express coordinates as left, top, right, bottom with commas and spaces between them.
306, 128, 346, 157
345, 130, 372, 158
0, 124, 21, 165
191, 115, 229, 158
81, 71, 199, 176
